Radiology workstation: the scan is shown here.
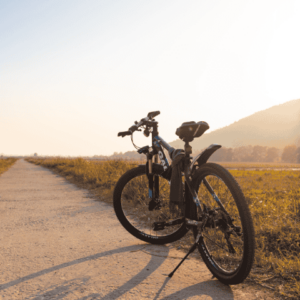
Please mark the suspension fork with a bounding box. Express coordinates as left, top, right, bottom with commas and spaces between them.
154, 154, 159, 199
147, 153, 154, 199
151, 122, 160, 200
146, 153, 159, 204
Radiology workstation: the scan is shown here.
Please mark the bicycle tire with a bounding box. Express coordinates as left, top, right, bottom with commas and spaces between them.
191, 163, 255, 284
113, 164, 188, 244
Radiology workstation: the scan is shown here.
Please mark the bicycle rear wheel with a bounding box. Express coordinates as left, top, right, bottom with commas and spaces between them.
192, 163, 255, 284
113, 164, 188, 244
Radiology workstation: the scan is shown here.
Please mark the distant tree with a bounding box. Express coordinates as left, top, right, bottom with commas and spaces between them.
34, 153, 38, 157
210, 147, 226, 161
281, 145, 297, 163
233, 146, 253, 162
209, 147, 233, 162
251, 145, 266, 162
265, 147, 279, 162
224, 148, 233, 162
196, 145, 289, 163
297, 147, 300, 163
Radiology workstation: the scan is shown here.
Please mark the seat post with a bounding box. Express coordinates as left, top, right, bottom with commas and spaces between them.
184, 141, 192, 156
152, 121, 158, 137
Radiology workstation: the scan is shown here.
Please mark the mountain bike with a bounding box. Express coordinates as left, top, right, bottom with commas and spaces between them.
113, 111, 255, 285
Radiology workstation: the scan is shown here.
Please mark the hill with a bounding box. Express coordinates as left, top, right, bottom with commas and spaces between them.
170, 98, 300, 151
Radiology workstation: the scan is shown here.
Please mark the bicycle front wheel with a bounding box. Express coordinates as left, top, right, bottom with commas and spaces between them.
113, 165, 188, 244
192, 163, 255, 284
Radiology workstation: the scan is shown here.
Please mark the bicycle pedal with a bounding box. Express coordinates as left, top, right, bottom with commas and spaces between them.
153, 221, 165, 231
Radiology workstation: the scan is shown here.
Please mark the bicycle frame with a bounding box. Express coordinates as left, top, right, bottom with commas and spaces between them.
148, 122, 203, 213
147, 122, 228, 220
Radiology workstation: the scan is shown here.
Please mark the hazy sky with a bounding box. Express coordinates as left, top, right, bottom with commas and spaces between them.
1, 0, 300, 156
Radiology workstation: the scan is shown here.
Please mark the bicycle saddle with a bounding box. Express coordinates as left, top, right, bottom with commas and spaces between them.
176, 121, 209, 142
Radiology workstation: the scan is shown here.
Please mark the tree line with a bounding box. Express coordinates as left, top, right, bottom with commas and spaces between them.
208, 144, 300, 163
93, 145, 300, 163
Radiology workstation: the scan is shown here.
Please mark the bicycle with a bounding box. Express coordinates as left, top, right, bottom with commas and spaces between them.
113, 111, 255, 285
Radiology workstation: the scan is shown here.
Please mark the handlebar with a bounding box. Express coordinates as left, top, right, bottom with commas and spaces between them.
117, 131, 132, 137
117, 110, 160, 137
147, 111, 160, 119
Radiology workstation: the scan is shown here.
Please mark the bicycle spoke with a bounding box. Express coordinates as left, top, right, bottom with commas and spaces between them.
120, 173, 184, 237
202, 233, 229, 252
203, 178, 229, 215
197, 174, 244, 272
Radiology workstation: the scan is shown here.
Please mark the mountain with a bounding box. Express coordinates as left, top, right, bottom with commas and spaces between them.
170, 99, 300, 151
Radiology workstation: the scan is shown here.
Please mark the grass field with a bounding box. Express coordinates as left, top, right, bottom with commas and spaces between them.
27, 157, 300, 298
219, 161, 300, 170
0, 158, 17, 175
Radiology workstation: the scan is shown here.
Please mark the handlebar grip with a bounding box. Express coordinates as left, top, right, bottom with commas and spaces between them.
147, 111, 160, 119
128, 125, 138, 132
118, 131, 132, 137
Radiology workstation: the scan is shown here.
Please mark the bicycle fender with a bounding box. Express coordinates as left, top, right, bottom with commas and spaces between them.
190, 144, 221, 171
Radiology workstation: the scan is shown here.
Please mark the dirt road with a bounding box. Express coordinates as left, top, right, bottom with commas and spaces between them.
0, 159, 276, 299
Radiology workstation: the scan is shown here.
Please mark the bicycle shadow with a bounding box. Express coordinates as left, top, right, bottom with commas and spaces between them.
153, 277, 234, 300
0, 243, 234, 300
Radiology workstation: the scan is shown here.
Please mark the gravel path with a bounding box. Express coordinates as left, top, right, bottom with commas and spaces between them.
0, 159, 276, 299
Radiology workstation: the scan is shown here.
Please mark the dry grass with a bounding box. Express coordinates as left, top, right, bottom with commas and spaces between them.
27, 157, 300, 298
228, 169, 300, 298
217, 161, 300, 170
0, 158, 18, 175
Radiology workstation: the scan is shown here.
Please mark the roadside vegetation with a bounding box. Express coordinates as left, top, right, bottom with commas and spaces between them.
0, 158, 17, 175
208, 144, 300, 163
27, 157, 300, 298
216, 161, 300, 170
